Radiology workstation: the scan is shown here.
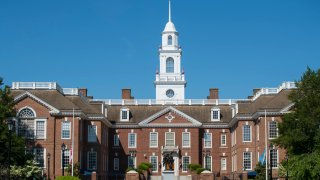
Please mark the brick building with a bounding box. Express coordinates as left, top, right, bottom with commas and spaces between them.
8, 1, 296, 179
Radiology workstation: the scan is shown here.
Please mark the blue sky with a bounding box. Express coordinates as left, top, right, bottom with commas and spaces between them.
1, 0, 320, 99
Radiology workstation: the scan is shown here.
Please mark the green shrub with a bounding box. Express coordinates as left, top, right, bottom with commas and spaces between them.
140, 162, 153, 168
188, 164, 202, 172
138, 163, 149, 171
126, 166, 136, 172
196, 168, 206, 174
55, 176, 80, 180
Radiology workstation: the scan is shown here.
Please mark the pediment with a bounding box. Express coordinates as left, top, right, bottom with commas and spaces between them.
138, 106, 202, 127
14, 92, 60, 114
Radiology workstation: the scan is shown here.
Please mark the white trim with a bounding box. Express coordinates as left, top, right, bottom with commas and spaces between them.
203, 155, 212, 171
17, 106, 37, 117
182, 156, 191, 172
120, 107, 130, 121
61, 121, 71, 139
211, 107, 220, 121
149, 156, 158, 172
243, 151, 252, 170
182, 132, 191, 148
242, 125, 252, 142
128, 156, 136, 168
221, 134, 226, 146
128, 133, 137, 148
149, 132, 158, 148
165, 131, 175, 146
35, 119, 47, 139
221, 157, 227, 171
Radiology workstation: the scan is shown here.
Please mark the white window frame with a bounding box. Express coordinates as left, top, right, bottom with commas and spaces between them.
33, 148, 46, 168
203, 155, 212, 171
128, 133, 137, 148
128, 156, 136, 168
35, 119, 46, 139
61, 149, 70, 169
182, 156, 191, 172
270, 149, 279, 168
114, 158, 119, 171
182, 132, 191, 148
165, 132, 175, 146
87, 151, 97, 170
221, 158, 227, 171
88, 125, 97, 143
150, 156, 158, 172
211, 107, 220, 121
243, 152, 252, 170
114, 134, 119, 146
221, 134, 227, 146
204, 132, 212, 148
268, 121, 278, 139
149, 132, 158, 148
120, 108, 129, 121
242, 125, 252, 142
61, 121, 71, 139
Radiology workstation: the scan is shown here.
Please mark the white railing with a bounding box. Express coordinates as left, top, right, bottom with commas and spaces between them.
11, 82, 63, 93
252, 81, 296, 101
62, 88, 79, 95
91, 98, 250, 106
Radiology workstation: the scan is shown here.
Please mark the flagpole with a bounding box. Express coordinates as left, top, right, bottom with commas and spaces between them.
265, 109, 268, 179
72, 107, 74, 176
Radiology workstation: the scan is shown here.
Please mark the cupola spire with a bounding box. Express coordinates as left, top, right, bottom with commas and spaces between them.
169, 0, 171, 22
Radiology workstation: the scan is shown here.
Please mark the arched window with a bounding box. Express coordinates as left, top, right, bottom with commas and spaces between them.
18, 108, 35, 118
168, 35, 172, 45
166, 57, 174, 73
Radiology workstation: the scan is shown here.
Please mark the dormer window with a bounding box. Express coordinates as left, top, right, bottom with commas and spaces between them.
120, 107, 129, 121
168, 35, 172, 45
211, 107, 220, 121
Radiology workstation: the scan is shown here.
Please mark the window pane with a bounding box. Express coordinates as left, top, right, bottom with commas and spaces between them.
128, 156, 135, 168
204, 133, 212, 148
88, 125, 97, 142
243, 125, 251, 142
212, 110, 219, 120
150, 156, 158, 172
128, 133, 136, 148
36, 121, 45, 138
114, 135, 119, 146
166, 132, 175, 146
114, 158, 119, 171
121, 110, 128, 120
166, 58, 174, 73
19, 119, 35, 138
183, 132, 190, 147
34, 148, 44, 167
221, 158, 227, 170
269, 121, 278, 139
150, 132, 158, 147
205, 156, 211, 171
62, 122, 70, 139
182, 156, 190, 172
221, 134, 226, 146
168, 35, 172, 45
243, 152, 251, 170
270, 149, 278, 168
88, 151, 97, 170
62, 150, 70, 168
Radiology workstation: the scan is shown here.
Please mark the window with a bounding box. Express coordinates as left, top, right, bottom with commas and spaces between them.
34, 148, 45, 167
166, 57, 174, 73
243, 152, 252, 170
62, 149, 70, 168
62, 122, 71, 139
168, 35, 172, 45
128, 156, 136, 168
182, 156, 190, 172
221, 134, 226, 146
35, 120, 45, 139
269, 121, 278, 139
17, 108, 38, 139
204, 156, 212, 171
128, 133, 136, 148
221, 158, 227, 171
165, 132, 175, 146
114, 134, 119, 146
182, 132, 190, 147
204, 133, 212, 148
120, 108, 129, 121
243, 125, 251, 142
150, 132, 158, 148
88, 151, 97, 170
114, 158, 119, 171
18, 108, 35, 118
211, 107, 220, 121
88, 125, 97, 142
270, 149, 278, 168
150, 156, 158, 172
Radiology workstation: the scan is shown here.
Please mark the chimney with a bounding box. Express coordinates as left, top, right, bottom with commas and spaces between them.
122, 88, 134, 99
207, 88, 219, 99
78, 88, 87, 97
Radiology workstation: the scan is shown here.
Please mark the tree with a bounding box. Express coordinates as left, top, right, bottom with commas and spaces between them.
254, 162, 266, 180
0, 78, 32, 176
274, 67, 320, 179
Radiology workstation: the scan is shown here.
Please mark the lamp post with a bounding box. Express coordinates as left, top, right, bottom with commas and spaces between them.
7, 119, 13, 180
269, 144, 273, 180
47, 153, 51, 180
285, 154, 289, 180
61, 143, 66, 176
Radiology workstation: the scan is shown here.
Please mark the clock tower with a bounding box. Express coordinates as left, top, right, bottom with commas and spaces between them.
155, 0, 186, 100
